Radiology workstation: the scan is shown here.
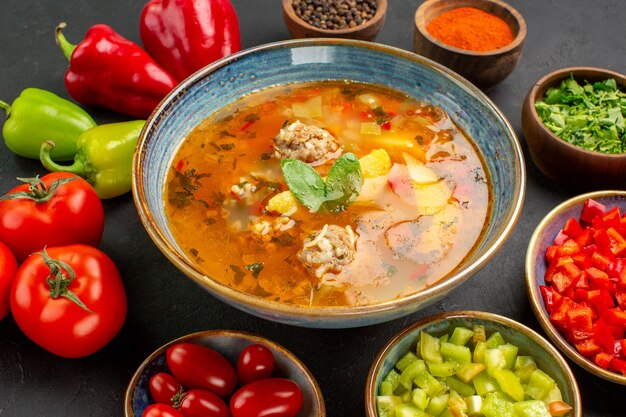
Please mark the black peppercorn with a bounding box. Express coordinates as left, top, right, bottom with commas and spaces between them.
291, 0, 378, 30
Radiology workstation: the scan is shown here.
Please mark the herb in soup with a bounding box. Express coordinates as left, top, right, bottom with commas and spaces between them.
164, 81, 491, 306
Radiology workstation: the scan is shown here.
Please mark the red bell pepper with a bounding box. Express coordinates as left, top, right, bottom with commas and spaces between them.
580, 199, 605, 224
55, 23, 177, 119
140, 0, 241, 82
595, 351, 613, 369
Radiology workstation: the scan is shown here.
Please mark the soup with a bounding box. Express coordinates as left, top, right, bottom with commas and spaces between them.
164, 81, 491, 307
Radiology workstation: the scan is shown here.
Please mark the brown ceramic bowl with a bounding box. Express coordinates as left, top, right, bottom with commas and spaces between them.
414, 0, 526, 89
522, 67, 626, 191
124, 330, 326, 416
282, 0, 387, 41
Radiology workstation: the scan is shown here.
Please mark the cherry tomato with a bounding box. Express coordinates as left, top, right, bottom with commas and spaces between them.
237, 344, 275, 385
10, 245, 127, 358
143, 404, 184, 417
179, 389, 230, 417
230, 378, 303, 417
150, 372, 183, 406
0, 172, 104, 261
167, 342, 236, 397
0, 240, 18, 321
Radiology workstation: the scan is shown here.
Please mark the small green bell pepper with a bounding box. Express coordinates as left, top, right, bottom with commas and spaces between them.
0, 88, 96, 160
39, 120, 145, 199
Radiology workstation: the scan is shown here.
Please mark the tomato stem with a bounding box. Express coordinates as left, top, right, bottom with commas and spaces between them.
0, 175, 76, 204
40, 248, 94, 314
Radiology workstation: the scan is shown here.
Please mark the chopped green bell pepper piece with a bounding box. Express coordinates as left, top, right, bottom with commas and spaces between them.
413, 370, 445, 397
450, 327, 474, 346
492, 369, 525, 402
472, 371, 499, 396
421, 331, 444, 364
447, 390, 468, 416
444, 376, 476, 397
464, 395, 483, 416
542, 385, 563, 404
397, 351, 420, 372
395, 403, 431, 417
380, 381, 394, 396
484, 348, 507, 371
411, 388, 429, 410
426, 393, 449, 417
481, 393, 517, 417
473, 341, 486, 363
485, 332, 506, 349
399, 360, 427, 390
383, 369, 401, 392
472, 325, 486, 343
524, 369, 555, 401
427, 361, 458, 377
499, 344, 519, 369
515, 356, 537, 370
376, 396, 403, 417
441, 342, 472, 363
440, 334, 450, 344
455, 362, 486, 383
514, 400, 552, 417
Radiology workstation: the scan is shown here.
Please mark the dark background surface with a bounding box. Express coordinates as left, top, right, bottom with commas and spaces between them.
0, 0, 624, 415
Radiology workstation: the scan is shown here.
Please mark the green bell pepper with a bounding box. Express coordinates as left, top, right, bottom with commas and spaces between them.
40, 120, 145, 199
1, 88, 96, 160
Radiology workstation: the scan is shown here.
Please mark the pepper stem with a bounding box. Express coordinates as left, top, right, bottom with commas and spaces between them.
0, 175, 76, 204
40, 141, 87, 176
0, 99, 10, 116
40, 248, 93, 314
55, 22, 76, 61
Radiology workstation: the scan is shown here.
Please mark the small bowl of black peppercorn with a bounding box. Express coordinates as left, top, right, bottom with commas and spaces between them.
282, 0, 387, 41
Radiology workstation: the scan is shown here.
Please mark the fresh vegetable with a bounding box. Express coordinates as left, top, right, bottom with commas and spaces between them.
541, 198, 626, 375
377, 326, 571, 417
230, 378, 303, 417
535, 75, 626, 154
150, 372, 183, 406
140, 0, 241, 82
0, 173, 104, 261
237, 344, 275, 385
0, 88, 96, 160
166, 342, 237, 398
179, 389, 230, 417
40, 120, 145, 199
0, 241, 18, 321
143, 404, 185, 417
10, 245, 127, 358
281, 152, 363, 213
55, 23, 177, 119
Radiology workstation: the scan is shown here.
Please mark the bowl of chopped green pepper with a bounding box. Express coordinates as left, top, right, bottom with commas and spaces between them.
522, 67, 626, 190
365, 311, 581, 417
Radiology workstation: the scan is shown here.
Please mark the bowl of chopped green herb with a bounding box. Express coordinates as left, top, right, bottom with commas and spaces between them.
522, 67, 626, 190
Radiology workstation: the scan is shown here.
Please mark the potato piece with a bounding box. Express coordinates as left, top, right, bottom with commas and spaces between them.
266, 191, 298, 214
359, 149, 392, 178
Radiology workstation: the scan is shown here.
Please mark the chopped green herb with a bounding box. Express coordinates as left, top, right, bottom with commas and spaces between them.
204, 218, 217, 225
260, 152, 273, 160
535, 75, 626, 154
219, 130, 235, 138
220, 143, 235, 151
272, 233, 296, 247
167, 168, 211, 209
229, 264, 246, 284
245, 262, 265, 278
208, 141, 221, 151
244, 113, 260, 123
281, 153, 363, 213
189, 248, 199, 257
282, 119, 290, 128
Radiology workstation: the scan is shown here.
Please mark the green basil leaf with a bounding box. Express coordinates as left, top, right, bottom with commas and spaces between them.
324, 152, 362, 212
281, 159, 327, 212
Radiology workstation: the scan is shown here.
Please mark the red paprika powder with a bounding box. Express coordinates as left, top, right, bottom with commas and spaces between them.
426, 7, 513, 52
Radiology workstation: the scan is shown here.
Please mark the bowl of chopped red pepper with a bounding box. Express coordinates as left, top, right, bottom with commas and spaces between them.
526, 190, 626, 385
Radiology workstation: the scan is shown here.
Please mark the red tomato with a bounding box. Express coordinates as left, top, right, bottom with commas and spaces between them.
230, 378, 303, 417
0, 172, 104, 261
179, 389, 230, 417
150, 372, 183, 405
10, 245, 127, 358
167, 342, 236, 398
0, 240, 18, 321
143, 404, 184, 417
237, 344, 275, 385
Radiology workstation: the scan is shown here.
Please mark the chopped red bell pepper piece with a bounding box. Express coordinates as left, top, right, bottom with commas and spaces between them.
606, 228, 626, 256
615, 291, 626, 310
580, 199, 606, 224
619, 339, 626, 355
593, 319, 617, 353
552, 272, 575, 294
574, 338, 602, 358
607, 259, 626, 278
556, 239, 580, 257
610, 357, 626, 375
563, 217, 583, 238
575, 228, 593, 247
550, 297, 578, 332
591, 251, 611, 271
595, 352, 614, 369
546, 245, 559, 262
594, 229, 616, 259
566, 304, 594, 342
602, 308, 626, 329
540, 285, 560, 314
586, 267, 613, 291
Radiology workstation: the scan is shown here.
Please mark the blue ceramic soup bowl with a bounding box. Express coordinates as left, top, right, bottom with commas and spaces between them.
526, 191, 626, 385
124, 330, 325, 417
365, 311, 581, 417
133, 39, 525, 328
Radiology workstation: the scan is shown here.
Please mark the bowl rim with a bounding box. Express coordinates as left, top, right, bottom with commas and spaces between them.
364, 310, 582, 417
414, 0, 527, 56
525, 190, 626, 385
282, 0, 387, 35
123, 329, 326, 417
132, 38, 526, 322
525, 66, 626, 160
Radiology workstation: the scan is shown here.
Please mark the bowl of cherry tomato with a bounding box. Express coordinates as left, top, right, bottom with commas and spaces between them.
526, 190, 626, 385
124, 330, 325, 417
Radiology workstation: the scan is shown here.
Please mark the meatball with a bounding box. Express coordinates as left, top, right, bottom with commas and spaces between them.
299, 224, 357, 279
274, 120, 340, 164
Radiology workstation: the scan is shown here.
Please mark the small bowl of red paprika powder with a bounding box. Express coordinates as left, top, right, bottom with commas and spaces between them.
414, 0, 526, 89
